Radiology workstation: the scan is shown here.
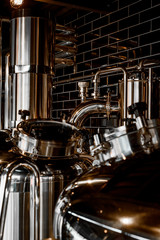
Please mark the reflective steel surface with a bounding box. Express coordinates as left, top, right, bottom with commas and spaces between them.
0, 131, 91, 240
69, 99, 120, 128
0, 9, 93, 240
11, 16, 54, 73
119, 72, 160, 120
2, 8, 160, 240
90, 119, 160, 164
12, 120, 82, 158
10, 14, 54, 127
53, 149, 160, 240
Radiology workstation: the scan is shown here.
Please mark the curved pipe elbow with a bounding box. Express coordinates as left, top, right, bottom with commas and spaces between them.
69, 100, 107, 128
69, 100, 120, 128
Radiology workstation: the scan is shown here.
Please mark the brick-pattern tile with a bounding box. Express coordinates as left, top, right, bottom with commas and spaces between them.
52, 0, 160, 129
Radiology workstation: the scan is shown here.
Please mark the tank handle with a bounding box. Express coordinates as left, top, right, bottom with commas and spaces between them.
0, 159, 40, 240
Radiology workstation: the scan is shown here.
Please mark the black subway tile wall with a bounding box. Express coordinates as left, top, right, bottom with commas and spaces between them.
52, 0, 160, 128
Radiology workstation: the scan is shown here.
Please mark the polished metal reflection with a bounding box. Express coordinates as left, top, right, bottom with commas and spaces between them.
69, 62, 160, 130
53, 149, 160, 240
0, 20, 2, 129
0, 159, 40, 240
119, 70, 160, 120
0, 10, 93, 240
78, 82, 89, 103
52, 60, 160, 240
69, 99, 120, 128
4, 53, 11, 129
90, 119, 160, 165
10, 15, 54, 127
92, 67, 128, 125
11, 73, 52, 125
0, 141, 91, 240
12, 119, 82, 158
11, 17, 54, 72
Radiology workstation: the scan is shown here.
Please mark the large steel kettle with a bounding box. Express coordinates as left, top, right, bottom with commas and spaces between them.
0, 120, 92, 240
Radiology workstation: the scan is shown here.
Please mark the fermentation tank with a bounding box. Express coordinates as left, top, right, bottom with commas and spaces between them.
0, 8, 92, 240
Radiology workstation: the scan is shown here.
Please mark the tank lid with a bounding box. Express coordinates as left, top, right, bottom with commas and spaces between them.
11, 120, 81, 159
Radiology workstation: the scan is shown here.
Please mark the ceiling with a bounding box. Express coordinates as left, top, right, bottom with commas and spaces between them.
0, 0, 113, 19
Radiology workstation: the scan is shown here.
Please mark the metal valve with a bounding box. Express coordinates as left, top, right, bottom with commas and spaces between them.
91, 134, 111, 165
18, 109, 30, 120
128, 102, 147, 118
91, 75, 100, 99
128, 102, 147, 130
128, 102, 153, 150
78, 81, 89, 102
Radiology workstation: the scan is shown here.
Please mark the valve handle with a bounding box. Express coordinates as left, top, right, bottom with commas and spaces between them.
18, 109, 30, 120
128, 102, 147, 117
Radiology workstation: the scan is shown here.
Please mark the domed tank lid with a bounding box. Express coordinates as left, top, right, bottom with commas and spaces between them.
59, 149, 160, 240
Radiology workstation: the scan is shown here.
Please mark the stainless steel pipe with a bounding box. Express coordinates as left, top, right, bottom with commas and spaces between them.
53, 60, 160, 86
69, 61, 160, 127
0, 20, 2, 129
92, 67, 127, 124
69, 99, 120, 128
69, 67, 126, 128
4, 53, 11, 129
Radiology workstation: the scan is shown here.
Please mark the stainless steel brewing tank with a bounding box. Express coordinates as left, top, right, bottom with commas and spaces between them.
10, 10, 54, 127
0, 121, 92, 240
1, 156, 90, 240
53, 148, 160, 240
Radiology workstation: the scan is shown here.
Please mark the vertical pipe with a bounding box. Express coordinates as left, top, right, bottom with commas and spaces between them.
11, 74, 16, 128
4, 53, 11, 129
123, 70, 127, 125
148, 68, 152, 119
0, 20, 2, 129
92, 67, 127, 125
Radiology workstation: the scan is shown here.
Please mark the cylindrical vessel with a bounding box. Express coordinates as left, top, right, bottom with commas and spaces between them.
0, 120, 91, 240
10, 11, 54, 72
12, 73, 52, 121
1, 156, 90, 240
10, 10, 55, 127
119, 71, 160, 120
0, 154, 90, 240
